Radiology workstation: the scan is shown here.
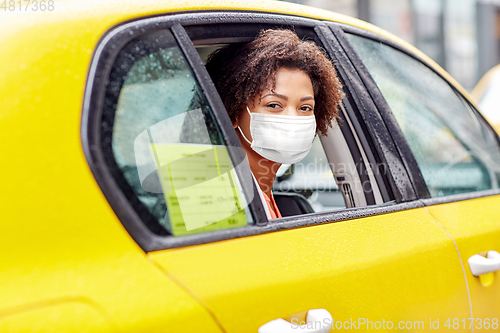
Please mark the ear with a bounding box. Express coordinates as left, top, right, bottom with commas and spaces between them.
232, 117, 239, 129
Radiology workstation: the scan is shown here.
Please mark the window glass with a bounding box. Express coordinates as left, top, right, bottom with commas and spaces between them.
273, 137, 345, 211
106, 29, 253, 236
347, 33, 500, 197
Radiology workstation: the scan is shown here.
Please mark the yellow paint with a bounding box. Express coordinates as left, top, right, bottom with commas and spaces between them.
426, 195, 500, 329
479, 272, 494, 287
0, 300, 115, 332
151, 207, 470, 332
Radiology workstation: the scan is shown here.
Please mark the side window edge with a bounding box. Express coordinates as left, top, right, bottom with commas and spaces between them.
331, 24, 431, 200
315, 24, 414, 203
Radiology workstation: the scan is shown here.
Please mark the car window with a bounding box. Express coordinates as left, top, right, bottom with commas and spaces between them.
347, 33, 500, 197
105, 29, 253, 236
95, 21, 388, 247
273, 137, 346, 212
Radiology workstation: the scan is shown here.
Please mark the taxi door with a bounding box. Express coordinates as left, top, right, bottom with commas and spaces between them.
149, 207, 470, 332
343, 24, 500, 332
426, 195, 500, 331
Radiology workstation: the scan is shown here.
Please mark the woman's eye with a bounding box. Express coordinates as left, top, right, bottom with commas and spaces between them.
267, 103, 281, 109
300, 106, 314, 112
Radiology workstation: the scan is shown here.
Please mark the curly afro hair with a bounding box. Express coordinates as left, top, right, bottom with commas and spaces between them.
205, 29, 344, 135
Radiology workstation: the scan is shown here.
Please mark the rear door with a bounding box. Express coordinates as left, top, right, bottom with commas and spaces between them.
345, 27, 500, 331
84, 11, 472, 332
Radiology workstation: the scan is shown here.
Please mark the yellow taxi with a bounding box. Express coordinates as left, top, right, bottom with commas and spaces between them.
1, 0, 500, 332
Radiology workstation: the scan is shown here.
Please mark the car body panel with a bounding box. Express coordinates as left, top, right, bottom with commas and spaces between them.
426, 194, 500, 328
0, 300, 116, 332
0, 225, 222, 332
151, 207, 470, 332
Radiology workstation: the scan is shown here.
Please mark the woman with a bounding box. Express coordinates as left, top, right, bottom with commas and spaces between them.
206, 29, 344, 218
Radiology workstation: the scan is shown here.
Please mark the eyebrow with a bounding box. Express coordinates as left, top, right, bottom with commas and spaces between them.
262, 93, 288, 101
262, 93, 315, 102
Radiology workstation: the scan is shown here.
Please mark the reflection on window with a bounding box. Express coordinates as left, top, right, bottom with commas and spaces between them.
107, 30, 252, 236
347, 33, 500, 197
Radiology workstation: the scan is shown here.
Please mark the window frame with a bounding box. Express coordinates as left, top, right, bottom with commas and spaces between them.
339, 24, 500, 205
186, 22, 384, 208
317, 25, 415, 203
82, 11, 422, 252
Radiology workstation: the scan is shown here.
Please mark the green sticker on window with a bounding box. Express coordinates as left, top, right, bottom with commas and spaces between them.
152, 144, 247, 236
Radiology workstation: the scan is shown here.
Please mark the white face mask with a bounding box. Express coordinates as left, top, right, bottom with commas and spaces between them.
237, 107, 316, 164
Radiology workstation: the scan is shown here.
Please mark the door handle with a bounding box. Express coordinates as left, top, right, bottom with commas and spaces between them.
258, 309, 332, 333
468, 251, 500, 276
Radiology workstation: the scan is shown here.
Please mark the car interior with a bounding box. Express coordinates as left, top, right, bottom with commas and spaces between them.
191, 26, 385, 217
